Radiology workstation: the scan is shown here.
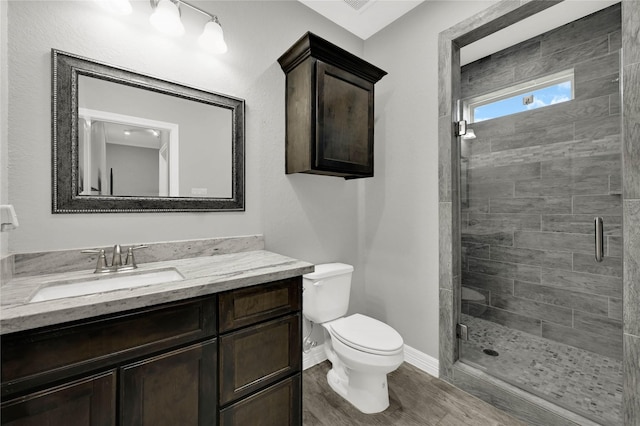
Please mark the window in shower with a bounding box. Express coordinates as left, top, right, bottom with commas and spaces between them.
464, 69, 574, 123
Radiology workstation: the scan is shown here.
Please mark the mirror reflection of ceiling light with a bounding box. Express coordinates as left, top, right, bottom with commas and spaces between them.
123, 128, 160, 137
147, 0, 227, 54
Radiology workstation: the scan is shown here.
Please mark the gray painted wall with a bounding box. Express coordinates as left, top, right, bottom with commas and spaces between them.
4, 0, 363, 259
459, 5, 623, 360
106, 144, 159, 197
360, 0, 497, 358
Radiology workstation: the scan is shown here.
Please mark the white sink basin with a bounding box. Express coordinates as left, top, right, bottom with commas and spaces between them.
30, 268, 184, 303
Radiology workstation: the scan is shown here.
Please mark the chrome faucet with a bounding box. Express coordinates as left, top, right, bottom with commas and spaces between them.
82, 244, 148, 273
111, 244, 123, 269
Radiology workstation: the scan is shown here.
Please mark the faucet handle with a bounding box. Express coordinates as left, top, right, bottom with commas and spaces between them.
81, 249, 109, 273
124, 245, 148, 268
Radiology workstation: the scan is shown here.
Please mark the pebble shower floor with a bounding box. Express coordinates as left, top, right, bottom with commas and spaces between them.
460, 314, 622, 425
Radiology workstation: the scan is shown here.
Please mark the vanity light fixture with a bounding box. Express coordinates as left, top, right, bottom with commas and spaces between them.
149, 0, 185, 36
149, 0, 228, 54
198, 16, 228, 54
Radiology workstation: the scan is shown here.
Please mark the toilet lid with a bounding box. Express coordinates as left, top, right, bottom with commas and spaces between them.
330, 313, 403, 355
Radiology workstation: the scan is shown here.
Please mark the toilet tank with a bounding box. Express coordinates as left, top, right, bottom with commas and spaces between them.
303, 263, 354, 323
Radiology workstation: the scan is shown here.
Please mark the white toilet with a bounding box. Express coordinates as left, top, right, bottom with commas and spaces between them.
303, 263, 404, 414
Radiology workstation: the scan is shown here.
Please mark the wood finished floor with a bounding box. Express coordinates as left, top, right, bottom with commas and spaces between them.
303, 362, 526, 426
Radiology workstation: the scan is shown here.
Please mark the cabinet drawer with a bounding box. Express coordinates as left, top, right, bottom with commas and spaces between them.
219, 314, 301, 405
1, 370, 116, 426
120, 339, 217, 426
219, 374, 301, 426
218, 277, 301, 332
1, 297, 216, 398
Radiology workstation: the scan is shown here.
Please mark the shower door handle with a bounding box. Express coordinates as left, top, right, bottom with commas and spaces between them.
595, 217, 604, 263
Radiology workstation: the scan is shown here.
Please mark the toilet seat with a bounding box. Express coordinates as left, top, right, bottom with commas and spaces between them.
329, 314, 404, 356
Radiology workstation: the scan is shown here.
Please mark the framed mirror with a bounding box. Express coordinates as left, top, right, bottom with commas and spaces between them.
52, 49, 245, 213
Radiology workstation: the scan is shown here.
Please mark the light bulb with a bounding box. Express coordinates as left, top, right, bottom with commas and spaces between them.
198, 20, 228, 54
149, 0, 185, 37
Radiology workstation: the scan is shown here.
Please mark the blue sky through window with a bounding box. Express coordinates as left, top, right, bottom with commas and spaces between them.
473, 80, 572, 122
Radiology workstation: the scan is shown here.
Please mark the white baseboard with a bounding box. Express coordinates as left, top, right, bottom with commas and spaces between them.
303, 344, 328, 370
402, 344, 440, 377
303, 343, 439, 378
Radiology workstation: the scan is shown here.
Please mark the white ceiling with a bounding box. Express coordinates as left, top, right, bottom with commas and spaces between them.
461, 0, 619, 65
298, 0, 425, 40
298, 0, 619, 63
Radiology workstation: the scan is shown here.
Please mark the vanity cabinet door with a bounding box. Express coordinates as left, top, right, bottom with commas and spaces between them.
219, 314, 301, 405
1, 297, 217, 398
219, 374, 301, 426
316, 61, 375, 177
120, 339, 217, 426
0, 370, 116, 426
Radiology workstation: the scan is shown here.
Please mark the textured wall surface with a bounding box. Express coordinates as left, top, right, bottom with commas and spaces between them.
621, 1, 640, 423
459, 5, 623, 360
358, 0, 497, 357
5, 0, 362, 263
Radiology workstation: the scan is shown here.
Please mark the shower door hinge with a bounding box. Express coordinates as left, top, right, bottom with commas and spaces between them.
457, 323, 469, 341
455, 120, 468, 137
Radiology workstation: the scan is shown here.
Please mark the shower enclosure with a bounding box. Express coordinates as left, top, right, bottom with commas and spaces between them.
459, 5, 622, 424
438, 2, 640, 425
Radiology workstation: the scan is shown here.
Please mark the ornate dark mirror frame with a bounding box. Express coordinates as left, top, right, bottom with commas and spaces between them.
52, 49, 245, 213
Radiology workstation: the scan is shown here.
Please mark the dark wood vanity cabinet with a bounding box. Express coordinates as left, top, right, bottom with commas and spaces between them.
0, 277, 303, 426
1, 297, 217, 426
218, 277, 302, 425
1, 371, 117, 426
120, 340, 217, 426
278, 32, 387, 179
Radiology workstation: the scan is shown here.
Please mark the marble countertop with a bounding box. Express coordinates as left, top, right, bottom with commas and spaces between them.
0, 250, 314, 335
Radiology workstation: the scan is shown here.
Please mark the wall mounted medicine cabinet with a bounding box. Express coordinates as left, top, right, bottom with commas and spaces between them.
278, 32, 387, 179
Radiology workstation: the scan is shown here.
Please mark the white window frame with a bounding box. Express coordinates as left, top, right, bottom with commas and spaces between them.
463, 69, 575, 123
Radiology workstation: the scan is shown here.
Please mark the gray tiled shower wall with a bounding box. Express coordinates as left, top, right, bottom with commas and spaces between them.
459, 4, 623, 360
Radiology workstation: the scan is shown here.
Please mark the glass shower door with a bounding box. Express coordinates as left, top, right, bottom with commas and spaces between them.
457, 5, 623, 424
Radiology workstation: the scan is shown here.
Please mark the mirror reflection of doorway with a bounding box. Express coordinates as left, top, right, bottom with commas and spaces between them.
78, 108, 179, 197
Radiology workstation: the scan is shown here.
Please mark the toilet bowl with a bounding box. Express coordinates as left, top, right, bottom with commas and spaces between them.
303, 263, 404, 414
